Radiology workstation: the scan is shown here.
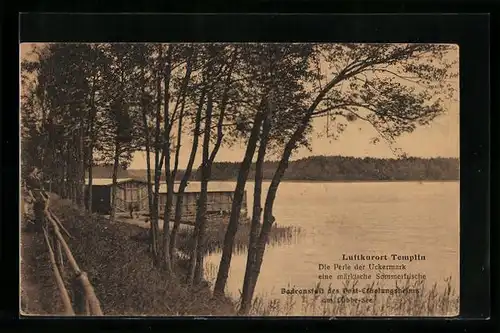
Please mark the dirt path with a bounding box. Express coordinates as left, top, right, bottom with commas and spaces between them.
20, 192, 46, 315
20, 225, 49, 315
20, 204, 64, 315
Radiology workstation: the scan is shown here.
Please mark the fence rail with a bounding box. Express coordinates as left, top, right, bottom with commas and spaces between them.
28, 190, 103, 316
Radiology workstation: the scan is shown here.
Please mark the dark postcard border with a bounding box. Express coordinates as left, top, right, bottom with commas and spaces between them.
3, 12, 492, 332
6, 0, 500, 14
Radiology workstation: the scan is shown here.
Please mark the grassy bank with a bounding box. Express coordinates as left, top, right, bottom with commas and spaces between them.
21, 194, 236, 316
246, 278, 459, 316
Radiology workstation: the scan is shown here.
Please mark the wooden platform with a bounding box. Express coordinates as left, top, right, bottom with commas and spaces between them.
113, 212, 249, 231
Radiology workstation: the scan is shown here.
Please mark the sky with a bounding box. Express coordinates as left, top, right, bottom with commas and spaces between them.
20, 43, 459, 170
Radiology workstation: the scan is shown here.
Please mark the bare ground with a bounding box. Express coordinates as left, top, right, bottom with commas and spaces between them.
20, 214, 65, 315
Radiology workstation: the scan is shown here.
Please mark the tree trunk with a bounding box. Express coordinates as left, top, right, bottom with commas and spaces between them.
162, 164, 174, 275
213, 109, 265, 297
62, 149, 68, 198
146, 147, 159, 261
238, 104, 272, 315
70, 147, 77, 201
74, 133, 82, 206
151, 162, 161, 264
87, 88, 97, 213
168, 50, 194, 262
109, 142, 120, 223
87, 148, 93, 213
87, 116, 94, 213
139, 66, 159, 263
79, 125, 85, 210
161, 47, 174, 275
242, 95, 313, 309
194, 92, 215, 285
150, 45, 164, 264
188, 92, 213, 285
169, 87, 206, 261
68, 143, 76, 201
238, 61, 348, 305
191, 167, 209, 285
171, 49, 194, 182
245, 163, 286, 307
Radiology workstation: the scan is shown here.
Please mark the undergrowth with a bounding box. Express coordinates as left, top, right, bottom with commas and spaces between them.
22, 193, 236, 316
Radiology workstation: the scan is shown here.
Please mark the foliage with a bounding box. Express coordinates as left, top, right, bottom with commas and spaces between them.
229, 43, 458, 313
21, 42, 458, 312
308, 44, 457, 149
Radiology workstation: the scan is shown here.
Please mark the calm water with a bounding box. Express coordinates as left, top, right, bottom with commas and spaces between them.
203, 181, 460, 309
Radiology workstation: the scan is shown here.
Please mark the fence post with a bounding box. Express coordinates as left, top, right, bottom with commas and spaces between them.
49, 230, 63, 272
41, 198, 104, 316
33, 192, 46, 232
56, 240, 64, 271
85, 298, 91, 315
42, 228, 75, 315
76, 271, 103, 316
72, 273, 86, 315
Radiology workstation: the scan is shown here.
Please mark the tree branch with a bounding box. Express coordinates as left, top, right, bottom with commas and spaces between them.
208, 49, 238, 164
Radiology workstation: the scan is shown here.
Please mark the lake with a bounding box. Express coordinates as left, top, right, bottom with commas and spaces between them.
202, 181, 460, 315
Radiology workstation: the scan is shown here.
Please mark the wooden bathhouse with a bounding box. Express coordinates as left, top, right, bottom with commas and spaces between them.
157, 182, 248, 223
85, 178, 148, 214
85, 177, 248, 223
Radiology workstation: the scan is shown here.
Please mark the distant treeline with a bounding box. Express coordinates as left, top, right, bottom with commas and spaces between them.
200, 156, 459, 181
89, 155, 459, 182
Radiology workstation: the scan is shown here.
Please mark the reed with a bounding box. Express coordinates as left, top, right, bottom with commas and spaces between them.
176, 219, 303, 256
243, 278, 459, 317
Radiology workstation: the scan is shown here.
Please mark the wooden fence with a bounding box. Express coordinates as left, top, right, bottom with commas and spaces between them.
27, 190, 103, 316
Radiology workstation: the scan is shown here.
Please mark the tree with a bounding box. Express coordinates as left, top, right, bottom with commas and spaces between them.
237, 43, 457, 314
169, 68, 206, 263
98, 44, 142, 223
187, 44, 240, 285
21, 44, 98, 206
128, 43, 201, 270
168, 47, 200, 263
214, 43, 317, 299
160, 44, 202, 274
160, 45, 176, 275
84, 44, 110, 213
130, 43, 163, 263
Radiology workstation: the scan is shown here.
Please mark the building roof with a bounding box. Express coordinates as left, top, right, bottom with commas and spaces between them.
158, 182, 235, 194
85, 178, 136, 186
85, 178, 235, 193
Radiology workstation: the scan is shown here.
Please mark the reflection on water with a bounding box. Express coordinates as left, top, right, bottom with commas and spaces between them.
202, 181, 460, 314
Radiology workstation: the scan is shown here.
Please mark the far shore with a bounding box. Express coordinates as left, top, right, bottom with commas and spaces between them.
195, 179, 460, 184
133, 179, 460, 185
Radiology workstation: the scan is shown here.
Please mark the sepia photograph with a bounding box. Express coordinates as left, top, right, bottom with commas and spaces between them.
19, 42, 459, 317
